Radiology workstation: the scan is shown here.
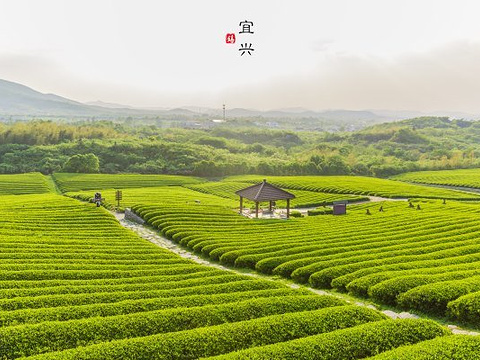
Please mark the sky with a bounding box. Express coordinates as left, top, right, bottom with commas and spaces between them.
1, 0, 480, 112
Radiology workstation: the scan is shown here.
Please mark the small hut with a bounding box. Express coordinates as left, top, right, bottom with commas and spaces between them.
235, 179, 296, 218
333, 200, 347, 215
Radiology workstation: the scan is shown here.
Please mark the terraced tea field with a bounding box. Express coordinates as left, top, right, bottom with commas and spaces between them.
67, 186, 237, 210
0, 192, 458, 359
226, 175, 480, 199
4, 173, 480, 358
53, 173, 204, 192
133, 195, 480, 327
0, 173, 50, 194
394, 168, 480, 190
68, 182, 367, 210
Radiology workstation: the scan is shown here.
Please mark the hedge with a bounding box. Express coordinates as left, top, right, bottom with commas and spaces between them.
366, 335, 480, 360
0, 295, 346, 358
397, 276, 480, 315
206, 319, 449, 359
447, 291, 480, 325
21, 306, 385, 360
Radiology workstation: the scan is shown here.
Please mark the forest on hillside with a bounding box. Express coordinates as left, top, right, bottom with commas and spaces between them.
0, 116, 478, 177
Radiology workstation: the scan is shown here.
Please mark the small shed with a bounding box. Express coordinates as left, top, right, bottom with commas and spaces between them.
235, 179, 296, 218
333, 200, 347, 215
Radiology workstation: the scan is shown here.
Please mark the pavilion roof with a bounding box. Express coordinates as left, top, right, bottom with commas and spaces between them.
235, 179, 295, 202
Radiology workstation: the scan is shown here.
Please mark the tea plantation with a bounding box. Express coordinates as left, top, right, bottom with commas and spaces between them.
67, 185, 238, 210
131, 180, 480, 327
394, 168, 480, 190
0, 191, 453, 359
53, 173, 204, 192
68, 183, 366, 210
0, 173, 50, 194
3, 173, 480, 358
185, 181, 368, 208
226, 175, 480, 199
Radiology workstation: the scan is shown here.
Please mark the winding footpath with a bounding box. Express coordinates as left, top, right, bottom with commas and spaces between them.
111, 210, 479, 336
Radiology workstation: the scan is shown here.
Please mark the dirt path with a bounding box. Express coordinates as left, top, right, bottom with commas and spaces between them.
112, 210, 478, 335
365, 195, 409, 202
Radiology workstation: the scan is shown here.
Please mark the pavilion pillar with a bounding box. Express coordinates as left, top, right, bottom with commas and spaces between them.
286, 199, 290, 219
255, 202, 259, 218
269, 201, 272, 212
239, 196, 243, 214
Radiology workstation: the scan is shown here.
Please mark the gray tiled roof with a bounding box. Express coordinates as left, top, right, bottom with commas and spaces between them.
235, 179, 296, 202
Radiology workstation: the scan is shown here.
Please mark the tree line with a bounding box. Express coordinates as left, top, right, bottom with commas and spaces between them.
0, 118, 479, 177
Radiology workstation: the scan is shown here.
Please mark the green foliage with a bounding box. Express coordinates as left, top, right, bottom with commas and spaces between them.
0, 289, 309, 327
397, 276, 480, 315
3, 173, 478, 358
367, 335, 480, 360
289, 211, 303, 218
226, 175, 479, 199
447, 291, 480, 325
210, 128, 303, 147
130, 185, 480, 326
390, 128, 428, 144
0, 120, 120, 146
63, 153, 100, 173
184, 181, 366, 208
68, 186, 235, 211
196, 136, 228, 149
0, 172, 51, 194
394, 168, 480, 189
0, 296, 346, 358
208, 319, 449, 360
0, 193, 360, 359
367, 271, 480, 305
0, 116, 480, 176
54, 173, 205, 192
22, 306, 386, 359
307, 208, 333, 216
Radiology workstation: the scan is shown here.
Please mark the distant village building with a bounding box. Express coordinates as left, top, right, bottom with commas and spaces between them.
265, 121, 279, 128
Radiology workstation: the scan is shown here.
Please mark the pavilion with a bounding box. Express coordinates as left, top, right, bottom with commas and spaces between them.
235, 179, 296, 219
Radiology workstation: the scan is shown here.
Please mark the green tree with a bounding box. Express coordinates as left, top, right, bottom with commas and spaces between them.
63, 153, 100, 173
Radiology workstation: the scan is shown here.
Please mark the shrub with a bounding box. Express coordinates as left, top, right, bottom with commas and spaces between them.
447, 291, 480, 325
397, 276, 480, 315
289, 211, 303, 218
0, 296, 346, 358
307, 208, 333, 216
208, 319, 449, 360
21, 306, 386, 359
367, 335, 480, 360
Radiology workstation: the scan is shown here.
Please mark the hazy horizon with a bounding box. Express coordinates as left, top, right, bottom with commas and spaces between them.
2, 0, 480, 113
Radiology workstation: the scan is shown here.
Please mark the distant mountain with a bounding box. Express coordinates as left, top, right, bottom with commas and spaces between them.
0, 80, 172, 117
1, 78, 476, 123
166, 107, 196, 115
85, 100, 135, 109
180, 106, 386, 121
0, 79, 115, 116
371, 109, 480, 121
317, 110, 381, 121
274, 107, 312, 113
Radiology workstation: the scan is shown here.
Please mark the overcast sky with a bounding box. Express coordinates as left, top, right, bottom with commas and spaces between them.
1, 0, 480, 112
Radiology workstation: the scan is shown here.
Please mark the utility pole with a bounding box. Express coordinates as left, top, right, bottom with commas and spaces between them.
223, 104, 226, 121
